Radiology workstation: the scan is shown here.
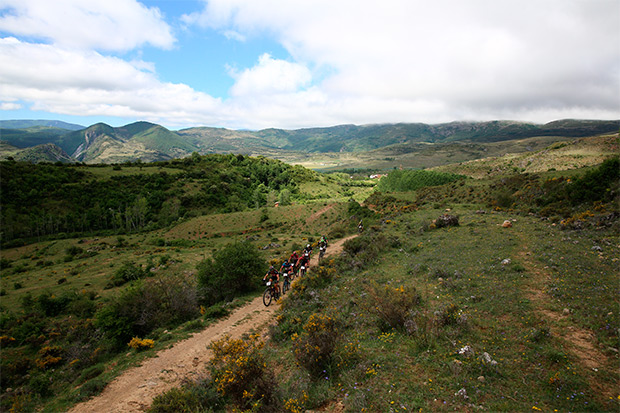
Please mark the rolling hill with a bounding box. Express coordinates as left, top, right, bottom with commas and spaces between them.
0, 119, 617, 165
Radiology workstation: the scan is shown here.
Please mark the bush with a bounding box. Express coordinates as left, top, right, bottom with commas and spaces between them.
95, 275, 199, 346
110, 262, 147, 286
196, 241, 265, 305
149, 384, 223, 413
376, 169, 464, 192
128, 337, 155, 350
208, 334, 277, 411
292, 313, 339, 379
76, 364, 105, 384
364, 283, 422, 332
339, 233, 387, 270
434, 302, 467, 326
433, 214, 459, 228
567, 156, 619, 204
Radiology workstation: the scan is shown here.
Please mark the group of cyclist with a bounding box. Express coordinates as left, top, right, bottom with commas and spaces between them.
263, 235, 329, 297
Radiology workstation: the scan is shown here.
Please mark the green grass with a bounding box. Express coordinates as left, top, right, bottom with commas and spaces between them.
266, 202, 619, 412
1, 146, 617, 412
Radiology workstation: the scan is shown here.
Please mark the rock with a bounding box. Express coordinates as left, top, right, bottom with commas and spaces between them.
502, 220, 512, 228
592, 246, 603, 252
480, 352, 498, 366
477, 376, 485, 383
455, 388, 469, 399
501, 258, 511, 265
458, 345, 474, 357
435, 214, 459, 228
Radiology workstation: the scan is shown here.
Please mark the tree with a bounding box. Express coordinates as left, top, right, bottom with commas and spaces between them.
251, 184, 267, 209
278, 188, 292, 206
196, 242, 265, 305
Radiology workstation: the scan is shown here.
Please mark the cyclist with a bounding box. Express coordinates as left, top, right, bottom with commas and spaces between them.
263, 265, 280, 296
319, 235, 328, 249
289, 250, 299, 264
296, 252, 310, 274
280, 259, 292, 274
303, 243, 313, 255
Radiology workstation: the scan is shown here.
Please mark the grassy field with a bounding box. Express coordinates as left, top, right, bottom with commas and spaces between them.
264, 195, 619, 412
1, 141, 617, 412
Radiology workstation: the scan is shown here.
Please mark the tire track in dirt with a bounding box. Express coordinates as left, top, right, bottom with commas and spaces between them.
514, 231, 614, 401
69, 235, 356, 413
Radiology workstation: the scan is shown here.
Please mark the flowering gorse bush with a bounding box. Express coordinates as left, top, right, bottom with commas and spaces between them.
292, 313, 339, 379
127, 337, 155, 350
35, 345, 64, 369
208, 334, 276, 411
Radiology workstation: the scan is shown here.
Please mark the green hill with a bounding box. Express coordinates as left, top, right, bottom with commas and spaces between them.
2, 119, 617, 165
0, 119, 84, 130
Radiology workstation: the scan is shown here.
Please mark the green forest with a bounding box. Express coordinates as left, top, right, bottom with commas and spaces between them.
0, 154, 316, 247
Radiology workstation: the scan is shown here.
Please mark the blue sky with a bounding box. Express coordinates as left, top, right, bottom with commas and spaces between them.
0, 0, 619, 130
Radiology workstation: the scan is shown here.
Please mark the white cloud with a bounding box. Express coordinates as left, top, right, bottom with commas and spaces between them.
0, 37, 222, 128
0, 0, 618, 130
0, 0, 175, 51
185, 0, 620, 127
229, 53, 312, 97
0, 101, 22, 110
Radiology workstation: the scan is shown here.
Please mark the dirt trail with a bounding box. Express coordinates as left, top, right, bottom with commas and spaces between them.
515, 232, 614, 400
70, 235, 355, 413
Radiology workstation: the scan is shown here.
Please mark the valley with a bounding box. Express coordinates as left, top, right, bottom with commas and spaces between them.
0, 131, 618, 412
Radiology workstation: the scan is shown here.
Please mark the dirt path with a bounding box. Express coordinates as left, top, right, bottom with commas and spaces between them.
70, 235, 355, 413
515, 232, 614, 401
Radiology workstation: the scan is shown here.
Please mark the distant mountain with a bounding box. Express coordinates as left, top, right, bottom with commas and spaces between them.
0, 119, 85, 130
0, 119, 617, 164
0, 141, 75, 163
180, 119, 619, 153
60, 121, 199, 163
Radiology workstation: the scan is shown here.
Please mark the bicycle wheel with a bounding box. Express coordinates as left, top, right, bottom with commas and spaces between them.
283, 279, 290, 294
263, 288, 272, 306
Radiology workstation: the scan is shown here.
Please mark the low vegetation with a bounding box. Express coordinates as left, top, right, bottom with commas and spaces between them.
0, 136, 618, 412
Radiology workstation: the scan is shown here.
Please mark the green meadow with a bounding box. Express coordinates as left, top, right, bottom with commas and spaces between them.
0, 139, 618, 412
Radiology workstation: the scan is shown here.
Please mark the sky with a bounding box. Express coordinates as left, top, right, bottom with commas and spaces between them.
0, 0, 619, 130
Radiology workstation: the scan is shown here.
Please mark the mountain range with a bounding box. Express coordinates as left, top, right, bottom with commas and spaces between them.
0, 119, 617, 166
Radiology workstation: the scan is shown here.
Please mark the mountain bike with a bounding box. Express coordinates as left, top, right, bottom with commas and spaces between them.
263, 280, 280, 306
281, 272, 291, 294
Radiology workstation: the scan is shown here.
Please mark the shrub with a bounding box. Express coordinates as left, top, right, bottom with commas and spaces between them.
128, 337, 155, 350
292, 313, 339, 379
110, 262, 147, 286
433, 214, 459, 228
96, 275, 199, 346
35, 345, 64, 369
339, 233, 387, 270
76, 364, 105, 384
208, 334, 277, 411
65, 246, 84, 257
567, 156, 619, 204
376, 169, 464, 192
75, 378, 106, 401
196, 241, 265, 305
364, 283, 422, 332
149, 384, 223, 413
435, 303, 467, 326
36, 292, 73, 316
